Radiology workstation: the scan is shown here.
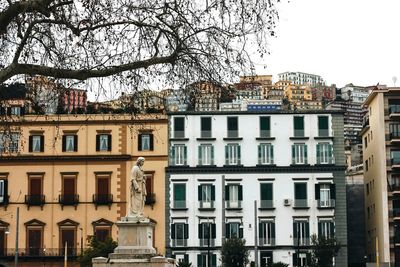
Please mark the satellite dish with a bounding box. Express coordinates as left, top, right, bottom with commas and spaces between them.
393, 76, 397, 87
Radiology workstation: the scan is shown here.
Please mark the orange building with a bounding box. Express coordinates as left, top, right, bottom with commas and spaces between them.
0, 114, 168, 266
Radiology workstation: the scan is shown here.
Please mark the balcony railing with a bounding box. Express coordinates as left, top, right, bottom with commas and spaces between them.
2, 248, 80, 257
173, 131, 185, 138
173, 200, 186, 209
145, 193, 156, 205
294, 199, 308, 208
389, 105, 400, 114
392, 158, 400, 166
199, 238, 215, 247
293, 129, 305, 137
318, 129, 329, 137
391, 132, 400, 140
316, 156, 335, 165
201, 131, 212, 138
259, 200, 274, 209
225, 200, 242, 209
317, 199, 336, 208
293, 238, 310, 246
172, 239, 187, 247
259, 130, 271, 138
59, 194, 79, 206
199, 200, 214, 209
25, 195, 45, 206
227, 130, 239, 138
259, 238, 275, 246
92, 194, 113, 205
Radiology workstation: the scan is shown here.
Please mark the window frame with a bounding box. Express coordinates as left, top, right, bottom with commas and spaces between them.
225, 143, 241, 165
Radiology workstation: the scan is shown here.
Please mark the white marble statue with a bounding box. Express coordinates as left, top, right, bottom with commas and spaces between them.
128, 157, 147, 218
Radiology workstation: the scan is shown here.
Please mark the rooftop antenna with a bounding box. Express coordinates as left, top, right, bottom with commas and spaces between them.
393, 76, 397, 87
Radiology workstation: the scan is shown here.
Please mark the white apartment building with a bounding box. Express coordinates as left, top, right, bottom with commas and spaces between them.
278, 72, 325, 86
166, 111, 347, 267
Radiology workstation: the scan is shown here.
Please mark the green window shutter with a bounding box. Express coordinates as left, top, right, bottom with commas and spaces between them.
315, 184, 320, 200
293, 253, 297, 267
171, 224, 175, 238
184, 254, 189, 263
261, 184, 272, 201
271, 222, 276, 239
211, 145, 214, 165
225, 223, 230, 238
306, 222, 310, 238
318, 116, 329, 130
184, 224, 189, 239
198, 224, 203, 238
198, 146, 202, 165
197, 254, 203, 267
306, 253, 311, 265
225, 185, 230, 200
331, 184, 336, 199
292, 145, 295, 164
40, 135, 44, 152
318, 222, 322, 237
211, 224, 216, 238
258, 145, 262, 165
239, 226, 243, 238
304, 145, 308, 164
73, 135, 78, 152
259, 223, 264, 238
211, 185, 215, 201
198, 185, 202, 201
316, 144, 321, 164
225, 145, 229, 165
295, 183, 307, 199
174, 184, 185, 201
270, 145, 274, 164
238, 185, 243, 201
138, 134, 143, 151
237, 145, 241, 165
212, 254, 217, 267
184, 146, 187, 165
329, 144, 333, 164
330, 222, 335, 238
170, 146, 175, 165
293, 222, 297, 239
62, 135, 66, 152
294, 116, 304, 130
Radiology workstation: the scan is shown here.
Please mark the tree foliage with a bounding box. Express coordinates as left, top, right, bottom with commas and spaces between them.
309, 234, 341, 267
220, 238, 249, 267
0, 0, 279, 88
78, 236, 117, 267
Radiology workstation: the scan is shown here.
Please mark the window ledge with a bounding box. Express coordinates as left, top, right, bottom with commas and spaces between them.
196, 137, 216, 141
289, 137, 310, 140
293, 207, 310, 210
223, 164, 244, 168
169, 165, 190, 168
256, 164, 276, 167
198, 208, 216, 211
196, 165, 217, 168
223, 137, 243, 141
314, 136, 334, 140
314, 164, 335, 167
171, 208, 188, 211
290, 164, 311, 167
226, 208, 243, 211
256, 137, 276, 141
170, 138, 189, 141
258, 207, 276, 210
317, 206, 335, 210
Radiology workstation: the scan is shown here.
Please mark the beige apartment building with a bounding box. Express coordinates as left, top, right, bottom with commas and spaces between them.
361, 87, 400, 265
0, 114, 168, 265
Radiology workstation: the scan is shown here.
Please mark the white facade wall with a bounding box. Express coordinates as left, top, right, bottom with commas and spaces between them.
168, 112, 340, 267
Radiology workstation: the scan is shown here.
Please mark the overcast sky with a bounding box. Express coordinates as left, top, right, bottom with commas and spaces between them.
254, 0, 400, 87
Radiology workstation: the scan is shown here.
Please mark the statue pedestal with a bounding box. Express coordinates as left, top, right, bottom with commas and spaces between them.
92, 216, 174, 267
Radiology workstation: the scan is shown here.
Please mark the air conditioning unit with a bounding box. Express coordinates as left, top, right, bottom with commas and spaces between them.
284, 199, 291, 206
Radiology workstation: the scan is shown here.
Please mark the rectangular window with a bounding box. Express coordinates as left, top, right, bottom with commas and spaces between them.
294, 183, 308, 208
197, 253, 217, 267
198, 222, 216, 247
27, 227, 43, 255
0, 179, 7, 204
26, 174, 45, 206
29, 135, 44, 152
316, 143, 333, 164
318, 220, 335, 239
293, 252, 311, 267
138, 133, 153, 151
293, 220, 310, 246
171, 222, 188, 246
94, 227, 111, 242
0, 133, 20, 153
171, 145, 187, 166
258, 143, 274, 165
201, 117, 212, 138
392, 150, 400, 165
259, 220, 275, 245
94, 173, 112, 205
390, 124, 400, 138
10, 106, 21, 116
292, 144, 308, 165
225, 184, 243, 209
225, 144, 241, 165
198, 144, 214, 166
227, 117, 238, 137
198, 184, 215, 208
62, 135, 78, 152
318, 116, 329, 136
174, 117, 185, 138
145, 172, 155, 205
294, 116, 304, 137
315, 183, 335, 208
260, 183, 273, 208
96, 134, 111, 152
260, 116, 271, 137
60, 174, 78, 205
225, 222, 243, 238
173, 184, 186, 209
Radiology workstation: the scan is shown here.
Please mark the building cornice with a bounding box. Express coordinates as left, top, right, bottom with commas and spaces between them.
167, 110, 345, 116
0, 154, 133, 162
166, 165, 347, 174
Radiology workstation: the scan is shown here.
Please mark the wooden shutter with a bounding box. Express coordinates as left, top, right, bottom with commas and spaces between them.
149, 134, 154, 150
198, 185, 202, 201
271, 222, 276, 239
316, 144, 320, 164
184, 224, 188, 239
211, 185, 215, 201
39, 135, 44, 152
73, 135, 78, 152
96, 135, 100, 151
171, 224, 175, 238
225, 223, 230, 238
258, 145, 261, 164
138, 134, 143, 151
315, 184, 320, 200
238, 185, 243, 201
237, 145, 241, 165
225, 185, 229, 200
107, 134, 112, 151
198, 224, 203, 238
62, 136, 66, 152
211, 224, 216, 238
331, 184, 336, 199
198, 146, 202, 165
183, 146, 187, 165
239, 226, 243, 238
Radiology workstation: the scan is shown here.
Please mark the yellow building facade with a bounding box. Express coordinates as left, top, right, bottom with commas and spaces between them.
0, 114, 168, 265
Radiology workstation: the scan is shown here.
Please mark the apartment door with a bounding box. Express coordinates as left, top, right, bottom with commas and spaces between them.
27, 228, 42, 255
61, 228, 76, 256
0, 228, 5, 256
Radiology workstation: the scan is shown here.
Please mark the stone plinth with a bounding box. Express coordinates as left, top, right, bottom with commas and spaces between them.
93, 216, 174, 267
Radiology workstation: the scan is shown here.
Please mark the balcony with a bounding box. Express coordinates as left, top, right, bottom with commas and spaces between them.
389, 105, 400, 116
390, 132, 400, 142
145, 193, 156, 205
199, 200, 214, 209
225, 200, 242, 209
199, 238, 215, 247
259, 200, 274, 209
259, 238, 276, 246
172, 239, 187, 247
173, 200, 187, 209
293, 238, 310, 246
25, 194, 45, 208
293, 199, 309, 209
92, 194, 113, 208
317, 199, 336, 208
59, 194, 79, 207
391, 158, 400, 168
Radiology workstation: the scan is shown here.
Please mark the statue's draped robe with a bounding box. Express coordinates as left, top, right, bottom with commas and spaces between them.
129, 165, 146, 217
